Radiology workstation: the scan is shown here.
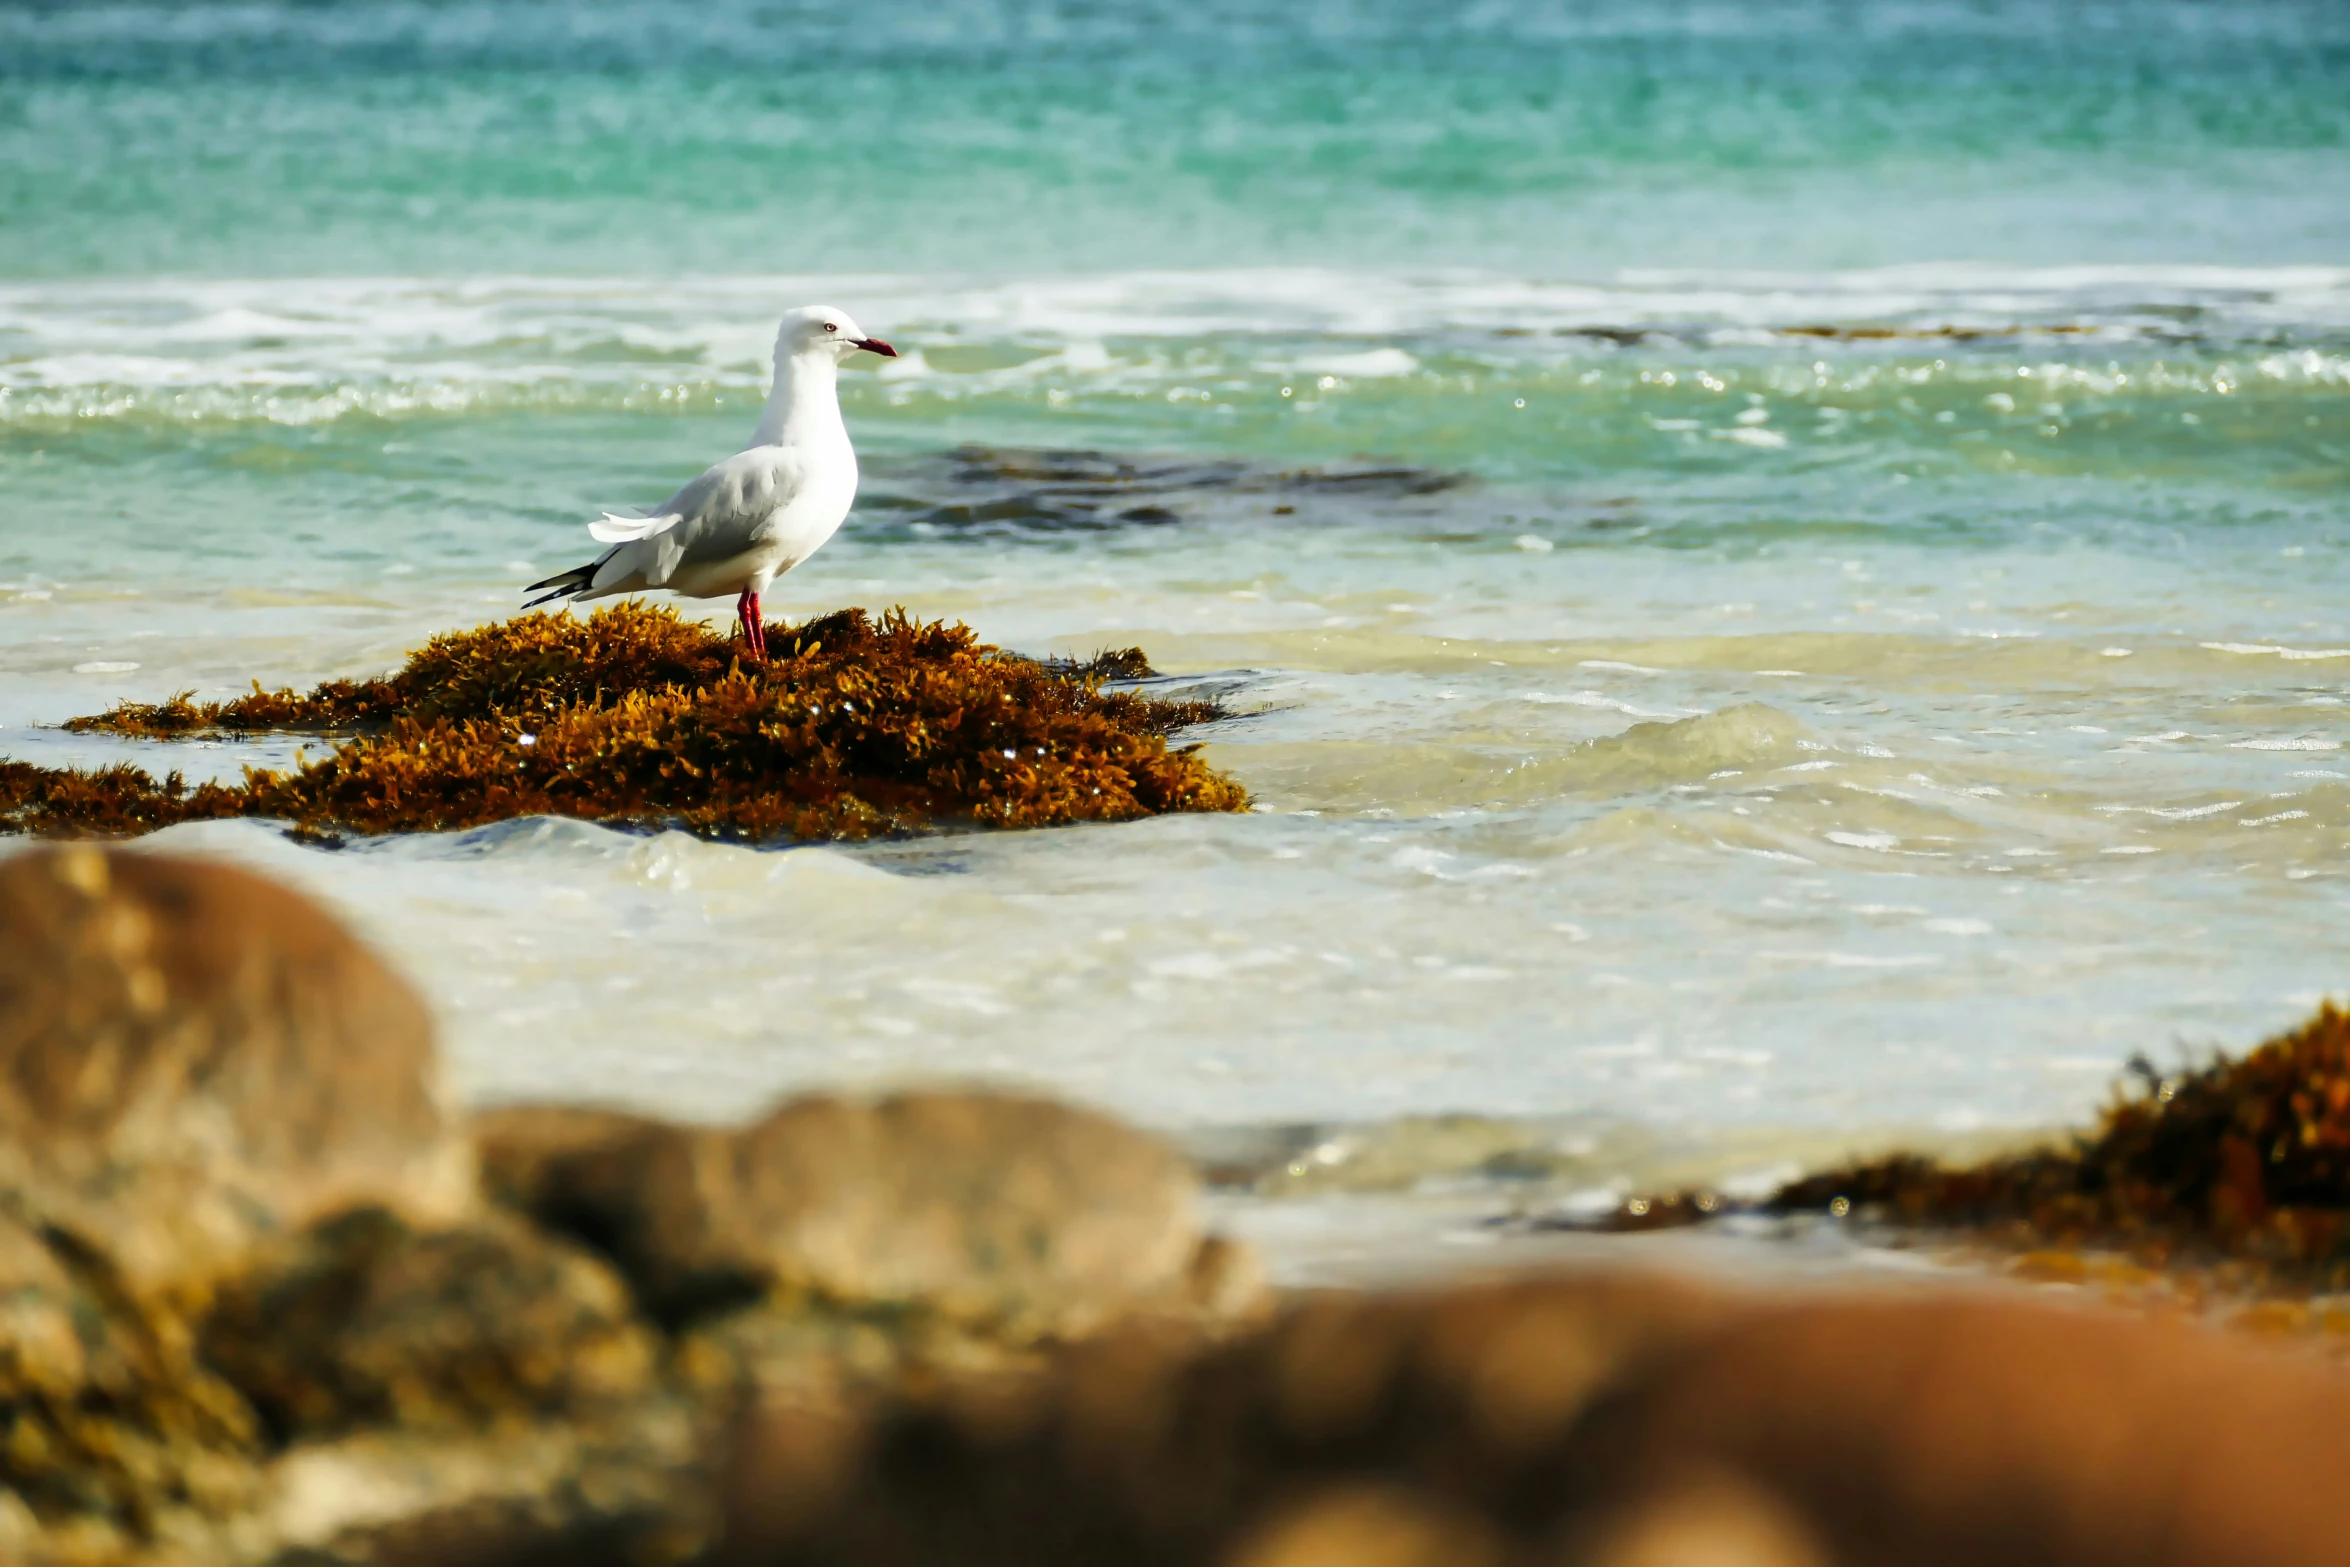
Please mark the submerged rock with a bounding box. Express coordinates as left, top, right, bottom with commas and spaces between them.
3, 604, 1244, 843
859, 445, 1469, 537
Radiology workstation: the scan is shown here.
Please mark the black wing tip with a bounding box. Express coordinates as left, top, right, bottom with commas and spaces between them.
522, 565, 595, 607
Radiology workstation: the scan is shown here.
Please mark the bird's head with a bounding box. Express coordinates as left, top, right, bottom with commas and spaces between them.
778, 305, 897, 363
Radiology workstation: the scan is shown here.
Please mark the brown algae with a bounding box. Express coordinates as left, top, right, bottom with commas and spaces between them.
1766, 1003, 2350, 1275
4, 603, 1246, 842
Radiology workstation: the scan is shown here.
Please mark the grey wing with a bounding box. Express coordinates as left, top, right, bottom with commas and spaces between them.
665, 450, 808, 563
589, 449, 805, 591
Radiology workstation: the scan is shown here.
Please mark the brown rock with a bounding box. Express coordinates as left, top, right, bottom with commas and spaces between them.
1557, 1290, 2350, 1567
479, 1090, 1240, 1335
713, 1271, 1730, 1566
713, 1270, 2350, 1567
0, 1206, 262, 1548
247, 1414, 706, 1567
472, 1105, 743, 1325
0, 845, 472, 1293
1220, 1485, 1508, 1567
1183, 1235, 1269, 1324
0, 845, 479, 1556
200, 1206, 656, 1439
1547, 1468, 1830, 1567
0, 1206, 89, 1401
473, 1104, 682, 1223
729, 1091, 1208, 1329
0, 850, 722, 1565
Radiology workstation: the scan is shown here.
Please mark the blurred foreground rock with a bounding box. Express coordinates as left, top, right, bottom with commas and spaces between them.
0, 844, 485, 1564
9, 843, 2350, 1567
0, 846, 1260, 1565
474, 1090, 1244, 1334
0, 843, 472, 1292
719, 1276, 2350, 1567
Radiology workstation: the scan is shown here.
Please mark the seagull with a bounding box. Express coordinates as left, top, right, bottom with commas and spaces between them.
524, 305, 898, 661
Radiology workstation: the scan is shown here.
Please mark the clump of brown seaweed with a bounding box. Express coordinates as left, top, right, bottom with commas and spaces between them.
1763, 1003, 2350, 1279
3, 602, 1245, 842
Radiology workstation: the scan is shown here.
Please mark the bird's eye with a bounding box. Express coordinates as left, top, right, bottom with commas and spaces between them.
823, 322, 838, 333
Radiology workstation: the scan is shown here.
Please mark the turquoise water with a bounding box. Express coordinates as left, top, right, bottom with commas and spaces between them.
7, 2, 2350, 275
4, 1, 2349, 1220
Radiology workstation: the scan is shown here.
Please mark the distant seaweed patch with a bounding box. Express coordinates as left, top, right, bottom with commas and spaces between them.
1589, 1003, 2350, 1286
7, 604, 1245, 842
1769, 1003, 2350, 1270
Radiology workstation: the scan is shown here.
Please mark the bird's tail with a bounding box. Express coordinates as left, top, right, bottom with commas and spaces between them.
522, 563, 596, 609
588, 510, 681, 544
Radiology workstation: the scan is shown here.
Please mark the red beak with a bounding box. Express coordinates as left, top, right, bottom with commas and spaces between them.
853, 337, 899, 358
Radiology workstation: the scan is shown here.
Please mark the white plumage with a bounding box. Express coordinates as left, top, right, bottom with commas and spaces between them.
524, 304, 897, 660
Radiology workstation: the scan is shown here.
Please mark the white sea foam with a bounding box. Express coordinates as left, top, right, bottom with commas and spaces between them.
1290, 347, 1421, 379
5, 264, 2347, 413
2202, 642, 2350, 661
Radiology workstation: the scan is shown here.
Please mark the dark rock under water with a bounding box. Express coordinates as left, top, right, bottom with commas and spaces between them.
859, 445, 1472, 537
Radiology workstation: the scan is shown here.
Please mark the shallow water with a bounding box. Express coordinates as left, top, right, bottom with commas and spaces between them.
4, 1, 2348, 1252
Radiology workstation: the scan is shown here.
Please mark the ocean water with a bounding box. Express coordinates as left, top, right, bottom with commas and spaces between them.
4, 0, 2349, 1263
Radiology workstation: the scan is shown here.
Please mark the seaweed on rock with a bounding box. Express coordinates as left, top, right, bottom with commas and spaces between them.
8, 603, 1246, 842
1769, 1002, 2350, 1278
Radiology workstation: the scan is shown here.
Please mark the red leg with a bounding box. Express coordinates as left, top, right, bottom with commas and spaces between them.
743, 590, 767, 663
